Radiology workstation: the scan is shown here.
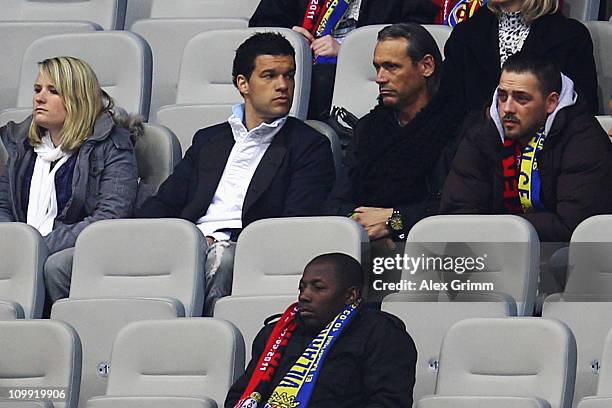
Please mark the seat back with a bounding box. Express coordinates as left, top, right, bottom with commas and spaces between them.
0, 320, 82, 408
332, 24, 450, 119
70, 218, 205, 316
595, 115, 612, 136
134, 124, 182, 206
0, 223, 47, 319
214, 216, 368, 360
19, 31, 152, 118
305, 120, 343, 175
0, 21, 100, 112
131, 18, 248, 118
103, 319, 244, 406
435, 318, 576, 408
565, 215, 612, 293
543, 293, 612, 406
149, 0, 261, 19
563, 0, 601, 21
1, 0, 126, 29
585, 22, 612, 115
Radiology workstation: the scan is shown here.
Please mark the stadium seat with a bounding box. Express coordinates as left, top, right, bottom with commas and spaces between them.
148, 0, 261, 19
155, 27, 311, 151
17, 31, 152, 119
578, 328, 612, 408
1, 0, 127, 29
0, 109, 30, 128
131, 18, 248, 119
0, 223, 47, 319
0, 141, 7, 177
382, 215, 539, 404
305, 120, 343, 175
0, 320, 82, 408
596, 115, 612, 136
417, 318, 576, 408
214, 216, 369, 361
543, 293, 612, 407
585, 21, 612, 115
51, 218, 206, 407
563, 0, 601, 21
134, 123, 182, 206
0, 21, 100, 113
332, 24, 451, 119
85, 318, 244, 408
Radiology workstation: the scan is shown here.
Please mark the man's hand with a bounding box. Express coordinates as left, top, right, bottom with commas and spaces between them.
311, 35, 341, 58
351, 207, 393, 240
292, 26, 315, 43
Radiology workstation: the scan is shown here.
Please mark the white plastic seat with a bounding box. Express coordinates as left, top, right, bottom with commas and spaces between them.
0, 320, 82, 408
563, 0, 601, 21
578, 329, 612, 408
130, 18, 248, 118
0, 21, 100, 112
18, 31, 152, 118
214, 216, 369, 361
86, 318, 244, 408
305, 120, 343, 175
155, 27, 311, 151
1, 0, 127, 29
417, 318, 576, 408
148, 0, 261, 19
595, 115, 611, 135
332, 24, 450, 119
0, 223, 47, 319
51, 218, 206, 407
585, 22, 612, 114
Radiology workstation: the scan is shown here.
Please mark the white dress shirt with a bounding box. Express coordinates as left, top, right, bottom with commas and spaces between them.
196, 104, 287, 241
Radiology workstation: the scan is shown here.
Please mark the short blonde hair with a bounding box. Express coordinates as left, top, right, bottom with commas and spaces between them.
488, 0, 559, 23
28, 56, 114, 152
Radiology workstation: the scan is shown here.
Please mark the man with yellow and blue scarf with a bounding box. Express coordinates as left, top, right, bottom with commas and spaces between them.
441, 51, 612, 242
224, 253, 417, 407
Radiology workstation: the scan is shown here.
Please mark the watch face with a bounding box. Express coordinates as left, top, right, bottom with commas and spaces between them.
389, 216, 403, 231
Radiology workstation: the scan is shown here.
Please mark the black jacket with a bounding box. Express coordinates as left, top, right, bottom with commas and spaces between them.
440, 103, 612, 242
249, 0, 439, 28
440, 7, 599, 115
224, 308, 417, 408
137, 118, 335, 240
329, 98, 462, 239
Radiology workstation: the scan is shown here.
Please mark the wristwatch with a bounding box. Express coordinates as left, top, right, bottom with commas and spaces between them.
386, 209, 406, 240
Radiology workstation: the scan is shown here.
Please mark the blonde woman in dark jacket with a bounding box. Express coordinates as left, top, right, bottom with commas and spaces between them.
0, 56, 139, 304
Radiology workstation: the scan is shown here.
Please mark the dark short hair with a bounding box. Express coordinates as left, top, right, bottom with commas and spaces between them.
377, 23, 443, 96
232, 32, 295, 88
502, 51, 562, 96
305, 253, 363, 295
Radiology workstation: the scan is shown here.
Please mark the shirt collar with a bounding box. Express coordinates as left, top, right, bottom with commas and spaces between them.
227, 103, 288, 144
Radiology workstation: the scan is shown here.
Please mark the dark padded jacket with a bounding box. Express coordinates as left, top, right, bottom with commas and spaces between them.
225, 307, 417, 408
440, 102, 612, 242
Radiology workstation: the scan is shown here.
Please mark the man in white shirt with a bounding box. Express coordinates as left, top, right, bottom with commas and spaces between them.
137, 33, 335, 315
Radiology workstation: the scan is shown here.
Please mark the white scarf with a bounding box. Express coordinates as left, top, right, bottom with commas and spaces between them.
27, 134, 72, 236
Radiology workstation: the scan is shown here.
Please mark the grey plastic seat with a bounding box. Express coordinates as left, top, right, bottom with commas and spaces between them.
1, 0, 127, 29
214, 216, 369, 361
0, 223, 47, 319
596, 115, 612, 135
332, 24, 450, 119
382, 215, 539, 404
148, 0, 261, 19
134, 123, 182, 206
51, 218, 206, 407
131, 18, 248, 119
305, 120, 343, 174
0, 21, 100, 112
417, 318, 576, 408
86, 318, 244, 408
17, 31, 152, 118
585, 22, 612, 115
578, 329, 612, 408
155, 27, 311, 150
0, 141, 7, 177
563, 0, 601, 21
0, 320, 82, 408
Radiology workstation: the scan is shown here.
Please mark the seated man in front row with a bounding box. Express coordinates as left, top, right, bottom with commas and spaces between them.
137, 33, 335, 315
441, 52, 612, 242
225, 253, 417, 407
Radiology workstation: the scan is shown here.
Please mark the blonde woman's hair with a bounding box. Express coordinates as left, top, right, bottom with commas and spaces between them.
28, 56, 114, 152
488, 0, 559, 23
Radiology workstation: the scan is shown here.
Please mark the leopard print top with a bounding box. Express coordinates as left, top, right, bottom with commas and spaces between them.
498, 11, 530, 67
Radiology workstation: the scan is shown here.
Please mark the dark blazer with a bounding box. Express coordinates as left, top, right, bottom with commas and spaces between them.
249, 0, 439, 28
440, 103, 612, 242
440, 7, 599, 115
137, 118, 335, 240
